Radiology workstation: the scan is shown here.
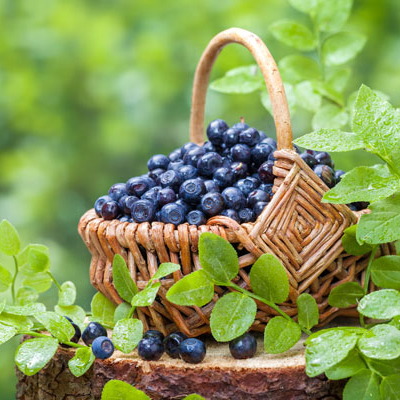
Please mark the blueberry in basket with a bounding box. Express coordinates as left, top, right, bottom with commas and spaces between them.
93, 119, 365, 226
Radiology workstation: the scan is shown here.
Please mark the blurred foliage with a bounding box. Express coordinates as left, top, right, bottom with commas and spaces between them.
0, 0, 399, 398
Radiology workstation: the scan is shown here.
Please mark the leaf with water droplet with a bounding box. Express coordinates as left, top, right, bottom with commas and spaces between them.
131, 283, 161, 307
68, 347, 95, 377
264, 316, 301, 354
112, 318, 143, 354
342, 369, 380, 400
357, 289, 400, 319
34, 311, 75, 343
101, 379, 150, 400
328, 282, 364, 308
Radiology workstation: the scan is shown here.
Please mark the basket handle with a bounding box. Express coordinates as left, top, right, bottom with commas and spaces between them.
189, 28, 293, 150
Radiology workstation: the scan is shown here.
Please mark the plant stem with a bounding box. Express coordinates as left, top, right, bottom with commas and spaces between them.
228, 282, 311, 336
19, 331, 87, 348
128, 306, 135, 319
363, 245, 378, 295
11, 256, 19, 303
47, 271, 62, 291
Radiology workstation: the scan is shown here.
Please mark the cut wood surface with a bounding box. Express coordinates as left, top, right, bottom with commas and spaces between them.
16, 335, 345, 400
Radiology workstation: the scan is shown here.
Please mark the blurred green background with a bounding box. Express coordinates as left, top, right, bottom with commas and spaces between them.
0, 0, 399, 397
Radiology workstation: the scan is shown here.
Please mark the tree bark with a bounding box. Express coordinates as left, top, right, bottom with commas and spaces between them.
16, 338, 345, 400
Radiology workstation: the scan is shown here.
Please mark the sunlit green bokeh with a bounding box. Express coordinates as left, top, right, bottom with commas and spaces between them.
0, 0, 399, 398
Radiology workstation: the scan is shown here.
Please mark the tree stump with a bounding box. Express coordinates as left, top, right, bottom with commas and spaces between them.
16, 337, 345, 400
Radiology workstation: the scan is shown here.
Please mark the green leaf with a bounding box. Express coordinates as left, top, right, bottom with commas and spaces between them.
0, 322, 17, 345
210, 292, 256, 342
315, 0, 353, 33
58, 281, 76, 307
68, 346, 95, 377
328, 282, 364, 308
112, 318, 143, 354
326, 68, 351, 93
270, 20, 315, 51
322, 32, 366, 66
312, 104, 348, 131
18, 244, 49, 269
0, 298, 5, 313
198, 232, 239, 284
91, 292, 117, 327
0, 313, 33, 331
210, 65, 263, 94
264, 316, 301, 354
323, 165, 400, 204
183, 395, 206, 400
357, 193, 400, 245
353, 85, 400, 170
15, 337, 59, 376
279, 55, 321, 84
112, 254, 138, 303
325, 349, 365, 380
261, 83, 297, 115
358, 289, 400, 319
28, 247, 50, 273
305, 326, 366, 345
297, 293, 319, 330
114, 302, 132, 324
342, 370, 380, 400
0, 264, 12, 292
23, 273, 52, 293
101, 380, 150, 400
312, 80, 344, 106
371, 256, 400, 290
5, 303, 46, 316
166, 270, 214, 307
150, 262, 180, 283
342, 225, 373, 256
380, 374, 400, 400
16, 287, 39, 305
0, 220, 20, 256
305, 328, 360, 377
289, 0, 317, 14
131, 283, 161, 307
368, 357, 400, 376
358, 324, 400, 360
55, 305, 86, 327
294, 129, 364, 152
34, 311, 75, 343
294, 81, 321, 112
249, 254, 289, 303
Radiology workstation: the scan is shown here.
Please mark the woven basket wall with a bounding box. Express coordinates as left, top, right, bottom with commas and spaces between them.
78, 28, 396, 337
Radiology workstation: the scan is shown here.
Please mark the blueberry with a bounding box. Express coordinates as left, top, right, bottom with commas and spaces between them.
82, 322, 108, 346
300, 152, 316, 168
258, 161, 275, 184
157, 188, 176, 207
148, 154, 170, 171
148, 168, 166, 184
92, 336, 115, 360
126, 177, 150, 197
268, 152, 277, 162
61, 317, 81, 348
213, 167, 234, 188
201, 192, 225, 217
224, 128, 240, 147
179, 179, 206, 205
141, 175, 156, 190
221, 209, 240, 223
179, 338, 206, 364
183, 147, 206, 167
143, 330, 165, 341
202, 141, 218, 153
101, 201, 120, 220
235, 177, 260, 197
222, 187, 246, 211
221, 157, 232, 168
204, 180, 220, 193
231, 121, 249, 132
169, 148, 182, 162
197, 152, 223, 176
230, 162, 248, 180
108, 183, 127, 201
314, 164, 334, 188
179, 165, 198, 181
230, 144, 251, 164
315, 151, 334, 168
119, 195, 139, 214
175, 199, 190, 214
94, 195, 112, 217
334, 169, 345, 184
348, 201, 369, 211
258, 183, 274, 197
164, 332, 188, 359
141, 186, 161, 206
206, 119, 229, 145
168, 160, 184, 172
251, 143, 273, 167
261, 137, 277, 149
253, 201, 268, 216
186, 210, 207, 226
293, 144, 301, 154
160, 203, 186, 225
229, 333, 257, 359
138, 337, 164, 361
259, 131, 267, 140
159, 170, 181, 190
247, 189, 270, 208
131, 199, 156, 223
239, 127, 260, 146
119, 215, 130, 222
238, 208, 255, 223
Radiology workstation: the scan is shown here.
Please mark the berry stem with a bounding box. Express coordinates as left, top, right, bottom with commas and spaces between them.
363, 245, 378, 295
47, 271, 63, 292
11, 255, 19, 304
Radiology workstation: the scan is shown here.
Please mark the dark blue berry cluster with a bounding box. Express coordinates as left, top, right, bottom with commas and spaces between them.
94, 119, 364, 225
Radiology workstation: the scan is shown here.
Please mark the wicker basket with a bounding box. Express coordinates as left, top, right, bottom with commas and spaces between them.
78, 28, 396, 337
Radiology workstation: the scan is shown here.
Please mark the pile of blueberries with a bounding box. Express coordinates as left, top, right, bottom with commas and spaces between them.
94, 119, 364, 226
